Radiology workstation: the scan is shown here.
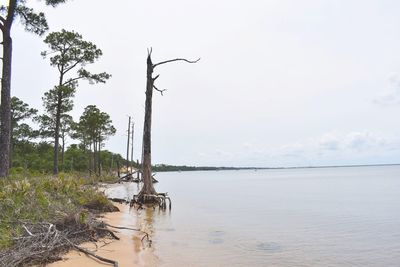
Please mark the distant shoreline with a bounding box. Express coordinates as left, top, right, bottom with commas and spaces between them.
153, 163, 400, 172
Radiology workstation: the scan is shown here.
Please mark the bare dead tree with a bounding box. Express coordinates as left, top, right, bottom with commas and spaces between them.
137, 48, 199, 204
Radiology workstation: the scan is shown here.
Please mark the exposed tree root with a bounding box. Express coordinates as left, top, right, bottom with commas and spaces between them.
105, 223, 140, 231
152, 176, 159, 183
130, 192, 171, 210
66, 239, 119, 267
0, 216, 151, 267
105, 223, 151, 247
94, 227, 120, 240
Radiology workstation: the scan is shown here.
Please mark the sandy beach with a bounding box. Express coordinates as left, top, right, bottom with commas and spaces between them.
48, 203, 157, 267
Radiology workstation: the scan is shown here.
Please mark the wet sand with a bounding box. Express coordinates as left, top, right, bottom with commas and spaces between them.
48, 203, 157, 267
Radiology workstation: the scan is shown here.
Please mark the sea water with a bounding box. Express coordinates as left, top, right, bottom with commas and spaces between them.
109, 165, 400, 266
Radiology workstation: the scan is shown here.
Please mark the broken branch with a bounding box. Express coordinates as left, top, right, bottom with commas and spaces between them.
153, 85, 166, 96
153, 57, 200, 68
153, 74, 160, 81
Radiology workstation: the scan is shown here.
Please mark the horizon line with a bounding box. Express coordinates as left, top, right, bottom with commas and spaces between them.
154, 162, 400, 171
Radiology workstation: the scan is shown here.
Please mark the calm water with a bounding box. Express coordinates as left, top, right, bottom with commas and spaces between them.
108, 165, 400, 266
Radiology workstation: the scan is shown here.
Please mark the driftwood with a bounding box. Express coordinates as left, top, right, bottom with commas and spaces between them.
117, 171, 157, 184
68, 240, 119, 267
108, 197, 129, 204
117, 173, 140, 183
68, 223, 151, 267
0, 219, 119, 267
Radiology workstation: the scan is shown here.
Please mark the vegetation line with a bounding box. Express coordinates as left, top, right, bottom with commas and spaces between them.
0, 174, 123, 266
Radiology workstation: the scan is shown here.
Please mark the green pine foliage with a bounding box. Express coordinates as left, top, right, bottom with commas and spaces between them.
11, 142, 126, 175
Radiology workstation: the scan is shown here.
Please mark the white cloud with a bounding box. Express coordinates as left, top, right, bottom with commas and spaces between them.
344, 132, 386, 150
318, 133, 341, 151
190, 131, 399, 167
374, 73, 400, 105
319, 131, 391, 152
276, 131, 398, 160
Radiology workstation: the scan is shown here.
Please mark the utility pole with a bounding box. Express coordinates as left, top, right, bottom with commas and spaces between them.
126, 116, 131, 172
130, 122, 134, 173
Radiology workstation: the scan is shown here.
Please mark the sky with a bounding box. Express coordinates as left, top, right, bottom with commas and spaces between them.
2, 0, 400, 167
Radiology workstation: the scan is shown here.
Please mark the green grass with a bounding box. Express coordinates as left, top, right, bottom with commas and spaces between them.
0, 174, 117, 249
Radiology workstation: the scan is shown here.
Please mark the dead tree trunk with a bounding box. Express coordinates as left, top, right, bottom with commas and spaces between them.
137, 49, 199, 203
136, 160, 140, 179
139, 53, 158, 199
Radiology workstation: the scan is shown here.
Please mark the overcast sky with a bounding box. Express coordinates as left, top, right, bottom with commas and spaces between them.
3, 0, 400, 167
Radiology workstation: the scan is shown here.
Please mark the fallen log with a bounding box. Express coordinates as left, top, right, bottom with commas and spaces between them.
108, 198, 129, 204
69, 241, 119, 267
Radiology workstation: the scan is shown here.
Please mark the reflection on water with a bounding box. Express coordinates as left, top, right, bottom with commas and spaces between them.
107, 165, 400, 267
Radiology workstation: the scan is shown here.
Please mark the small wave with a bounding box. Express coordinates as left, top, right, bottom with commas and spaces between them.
235, 239, 282, 254
209, 230, 226, 237
209, 238, 225, 244
256, 242, 282, 252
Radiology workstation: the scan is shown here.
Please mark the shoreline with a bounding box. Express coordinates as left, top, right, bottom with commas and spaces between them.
48, 202, 157, 267
153, 162, 400, 173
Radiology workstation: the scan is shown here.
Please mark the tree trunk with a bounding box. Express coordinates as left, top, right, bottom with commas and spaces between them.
53, 90, 62, 175
98, 134, 101, 176
135, 51, 198, 203
0, 30, 12, 177
84, 138, 91, 174
136, 160, 140, 179
110, 154, 114, 173
93, 139, 97, 174
61, 133, 65, 167
139, 53, 157, 197
116, 160, 120, 178
9, 126, 14, 169
0, 0, 16, 178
